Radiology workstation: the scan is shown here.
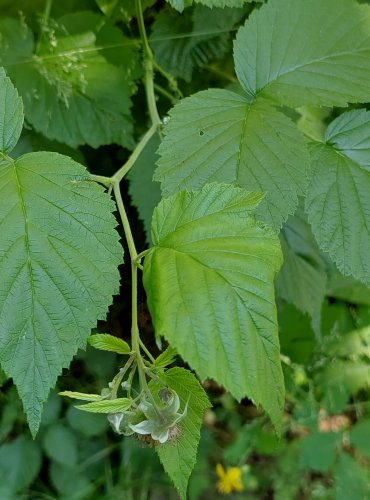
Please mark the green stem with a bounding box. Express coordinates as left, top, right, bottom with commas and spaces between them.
113, 183, 137, 260
154, 83, 178, 104
90, 174, 112, 187
139, 338, 155, 363
136, 0, 161, 127
112, 124, 158, 183
110, 353, 136, 398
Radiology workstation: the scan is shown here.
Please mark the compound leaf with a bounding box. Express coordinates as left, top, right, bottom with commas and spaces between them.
306, 110, 370, 286
234, 0, 370, 107
0, 68, 23, 154
155, 89, 309, 230
143, 183, 284, 430
151, 367, 211, 500
0, 152, 122, 435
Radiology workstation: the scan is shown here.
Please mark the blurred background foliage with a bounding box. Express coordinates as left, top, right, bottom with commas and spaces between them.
0, 0, 369, 498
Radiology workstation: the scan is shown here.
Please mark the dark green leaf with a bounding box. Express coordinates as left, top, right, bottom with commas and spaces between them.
43, 424, 78, 467
0, 68, 23, 153
306, 115, 370, 286
156, 90, 309, 230
144, 183, 284, 430
334, 454, 370, 500
350, 419, 370, 458
0, 435, 42, 492
299, 432, 339, 473
0, 152, 122, 435
234, 0, 370, 106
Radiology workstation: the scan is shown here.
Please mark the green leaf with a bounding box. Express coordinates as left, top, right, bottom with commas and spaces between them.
305, 112, 370, 286
155, 89, 309, 230
350, 419, 370, 459
334, 454, 370, 500
234, 0, 370, 106
327, 265, 370, 306
0, 152, 122, 435
88, 334, 131, 355
59, 391, 103, 402
325, 327, 370, 359
1, 14, 138, 148
167, 0, 253, 11
150, 6, 246, 82
326, 108, 370, 169
319, 360, 370, 396
299, 432, 339, 473
43, 424, 78, 467
277, 208, 326, 323
0, 68, 23, 153
127, 133, 161, 243
76, 398, 131, 413
150, 367, 211, 500
0, 435, 42, 492
143, 183, 284, 430
153, 346, 178, 370
67, 406, 109, 437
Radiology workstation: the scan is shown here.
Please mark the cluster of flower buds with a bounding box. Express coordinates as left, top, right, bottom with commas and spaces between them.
108, 388, 187, 444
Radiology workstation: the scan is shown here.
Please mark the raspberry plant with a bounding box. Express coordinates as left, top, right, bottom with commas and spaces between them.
1, 0, 370, 497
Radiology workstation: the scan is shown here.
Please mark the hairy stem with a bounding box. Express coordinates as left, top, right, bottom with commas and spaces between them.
113, 183, 137, 260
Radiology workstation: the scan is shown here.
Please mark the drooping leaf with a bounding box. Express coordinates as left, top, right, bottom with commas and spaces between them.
0, 435, 42, 493
277, 208, 326, 324
0, 151, 122, 435
127, 133, 161, 243
76, 398, 131, 413
88, 333, 131, 354
59, 392, 103, 402
150, 6, 246, 82
143, 183, 284, 430
326, 265, 370, 306
150, 367, 211, 500
1, 14, 138, 148
155, 89, 309, 230
0, 68, 23, 153
234, 0, 370, 106
305, 111, 370, 286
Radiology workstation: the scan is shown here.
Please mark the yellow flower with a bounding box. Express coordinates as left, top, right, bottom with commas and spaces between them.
216, 463, 244, 495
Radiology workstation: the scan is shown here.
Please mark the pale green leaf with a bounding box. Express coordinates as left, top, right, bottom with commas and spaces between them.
76, 398, 131, 413
155, 89, 309, 230
143, 183, 284, 430
0, 152, 122, 435
0, 68, 23, 154
150, 367, 211, 500
88, 334, 131, 354
150, 6, 246, 82
305, 115, 370, 286
127, 133, 161, 243
277, 208, 326, 323
350, 419, 370, 459
234, 0, 370, 106
325, 326, 370, 359
0, 435, 42, 492
319, 360, 370, 396
43, 424, 78, 467
1, 14, 138, 148
59, 391, 103, 402
153, 346, 178, 370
